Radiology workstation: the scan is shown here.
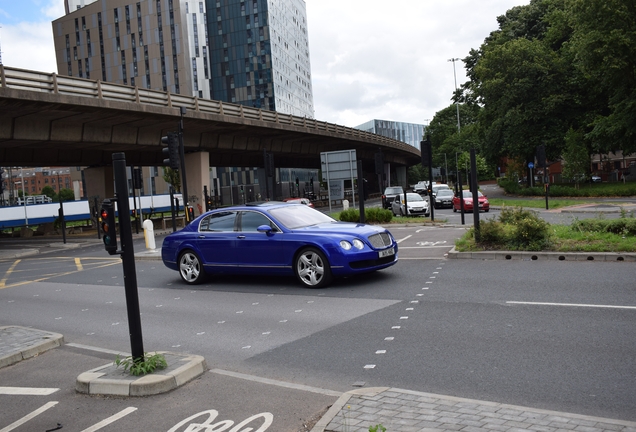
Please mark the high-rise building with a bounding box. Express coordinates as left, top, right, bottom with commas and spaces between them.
52, 0, 314, 117
355, 119, 426, 150
207, 0, 313, 117
53, 0, 206, 97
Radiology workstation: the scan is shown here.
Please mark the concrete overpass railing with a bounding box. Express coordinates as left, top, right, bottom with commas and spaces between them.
0, 65, 416, 153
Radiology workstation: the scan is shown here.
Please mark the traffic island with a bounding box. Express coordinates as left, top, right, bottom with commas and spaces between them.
76, 351, 207, 396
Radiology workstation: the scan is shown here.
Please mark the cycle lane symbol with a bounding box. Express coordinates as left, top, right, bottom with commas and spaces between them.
167, 409, 273, 432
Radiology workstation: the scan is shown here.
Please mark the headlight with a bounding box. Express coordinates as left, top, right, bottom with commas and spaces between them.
352, 239, 364, 250
339, 240, 352, 250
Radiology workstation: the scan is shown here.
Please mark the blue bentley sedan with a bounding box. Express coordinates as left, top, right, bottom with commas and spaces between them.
161, 202, 398, 288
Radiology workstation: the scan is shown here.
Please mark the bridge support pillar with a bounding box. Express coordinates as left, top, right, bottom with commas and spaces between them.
184, 151, 210, 217
395, 166, 407, 190
83, 166, 114, 203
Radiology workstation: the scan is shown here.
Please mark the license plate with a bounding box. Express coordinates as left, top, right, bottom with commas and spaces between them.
379, 247, 395, 258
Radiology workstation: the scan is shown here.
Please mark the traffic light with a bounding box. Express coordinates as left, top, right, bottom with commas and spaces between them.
295, 177, 300, 189
420, 137, 431, 167
101, 199, 118, 255
133, 168, 143, 189
162, 132, 180, 170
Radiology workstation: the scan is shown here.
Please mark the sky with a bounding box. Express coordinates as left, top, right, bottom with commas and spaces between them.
0, 0, 529, 128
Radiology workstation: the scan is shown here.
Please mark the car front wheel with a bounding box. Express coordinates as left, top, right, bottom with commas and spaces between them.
178, 250, 206, 284
295, 247, 332, 288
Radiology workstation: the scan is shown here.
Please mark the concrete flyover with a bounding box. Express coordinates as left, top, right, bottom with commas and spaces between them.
0, 65, 420, 171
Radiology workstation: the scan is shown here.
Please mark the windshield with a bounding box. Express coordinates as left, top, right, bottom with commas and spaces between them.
462, 191, 484, 198
385, 187, 402, 195
269, 205, 335, 229
406, 193, 424, 201
437, 190, 453, 198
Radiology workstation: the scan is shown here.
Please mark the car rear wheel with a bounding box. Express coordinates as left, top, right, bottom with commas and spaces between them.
178, 250, 206, 284
295, 247, 332, 288
453, 206, 457, 213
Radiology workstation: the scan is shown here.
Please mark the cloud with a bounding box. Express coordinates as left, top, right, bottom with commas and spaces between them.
2, 22, 57, 73
305, 0, 529, 126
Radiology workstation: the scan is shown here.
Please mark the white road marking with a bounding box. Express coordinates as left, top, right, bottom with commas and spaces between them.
0, 401, 58, 432
210, 369, 341, 396
364, 365, 376, 369
66, 343, 129, 357
0, 387, 58, 395
507, 301, 636, 310
396, 235, 412, 244
80, 407, 137, 432
375, 350, 387, 354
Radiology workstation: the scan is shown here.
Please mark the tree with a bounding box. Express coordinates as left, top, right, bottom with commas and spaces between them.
562, 128, 590, 189
41, 186, 55, 199
162, 167, 181, 192
569, 0, 636, 155
57, 188, 75, 202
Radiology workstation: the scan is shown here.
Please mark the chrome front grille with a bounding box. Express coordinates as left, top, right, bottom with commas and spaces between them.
368, 232, 392, 248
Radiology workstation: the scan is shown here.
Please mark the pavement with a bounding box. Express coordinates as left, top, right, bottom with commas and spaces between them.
1, 326, 636, 432
2, 190, 636, 430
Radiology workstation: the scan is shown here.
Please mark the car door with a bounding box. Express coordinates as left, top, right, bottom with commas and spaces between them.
234, 211, 284, 270
196, 211, 238, 268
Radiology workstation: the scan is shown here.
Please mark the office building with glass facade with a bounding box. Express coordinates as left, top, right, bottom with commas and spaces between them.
355, 119, 426, 150
207, 0, 314, 117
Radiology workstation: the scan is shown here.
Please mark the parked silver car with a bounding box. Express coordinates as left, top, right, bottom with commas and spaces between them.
391, 192, 430, 217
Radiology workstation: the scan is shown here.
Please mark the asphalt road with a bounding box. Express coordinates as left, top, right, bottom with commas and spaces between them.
1, 227, 635, 431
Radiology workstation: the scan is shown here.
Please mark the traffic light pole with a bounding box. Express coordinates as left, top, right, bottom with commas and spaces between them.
112, 152, 145, 361
470, 148, 480, 241
178, 107, 190, 222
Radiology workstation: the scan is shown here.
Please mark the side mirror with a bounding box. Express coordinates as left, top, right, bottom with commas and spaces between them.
257, 224, 274, 234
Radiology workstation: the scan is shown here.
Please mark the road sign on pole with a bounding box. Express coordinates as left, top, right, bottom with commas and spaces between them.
320, 149, 357, 214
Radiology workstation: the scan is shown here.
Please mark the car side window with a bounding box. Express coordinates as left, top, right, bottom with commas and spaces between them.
240, 211, 276, 232
199, 211, 237, 232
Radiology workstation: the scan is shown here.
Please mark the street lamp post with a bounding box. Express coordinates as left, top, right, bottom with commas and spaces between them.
448, 58, 461, 134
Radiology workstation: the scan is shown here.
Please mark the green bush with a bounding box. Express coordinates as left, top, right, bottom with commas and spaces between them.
498, 206, 539, 224
478, 219, 509, 244
512, 216, 551, 250
365, 207, 393, 223
572, 217, 636, 236
498, 179, 521, 194
339, 208, 359, 222
338, 208, 393, 224
476, 206, 551, 250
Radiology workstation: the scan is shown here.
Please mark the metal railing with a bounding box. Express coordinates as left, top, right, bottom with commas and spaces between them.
0, 65, 418, 154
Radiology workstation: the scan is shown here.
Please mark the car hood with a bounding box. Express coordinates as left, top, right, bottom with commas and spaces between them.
290, 222, 389, 237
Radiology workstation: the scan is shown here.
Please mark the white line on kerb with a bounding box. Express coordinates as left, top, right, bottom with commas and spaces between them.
0, 401, 58, 432
396, 235, 412, 244
506, 301, 636, 310
0, 387, 59, 395
80, 407, 138, 432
